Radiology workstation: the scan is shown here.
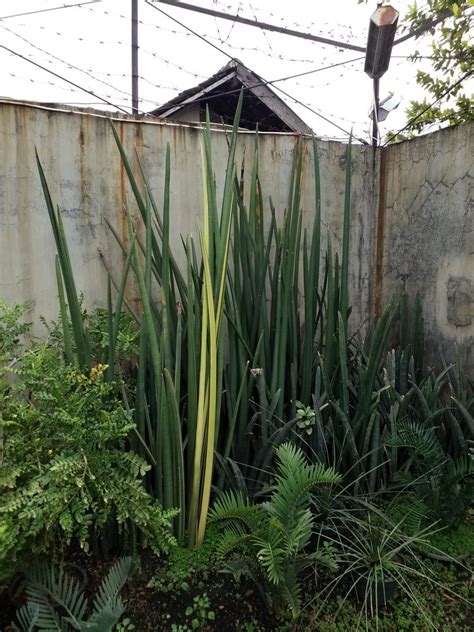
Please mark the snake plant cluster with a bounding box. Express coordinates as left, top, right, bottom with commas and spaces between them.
35, 94, 473, 558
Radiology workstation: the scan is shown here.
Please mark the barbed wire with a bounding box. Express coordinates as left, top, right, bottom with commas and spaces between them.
0, 23, 138, 101
79, 2, 354, 65
8, 3, 441, 78
210, 0, 359, 38
145, 0, 369, 142
0, 0, 102, 21
4, 50, 169, 107
0, 43, 132, 113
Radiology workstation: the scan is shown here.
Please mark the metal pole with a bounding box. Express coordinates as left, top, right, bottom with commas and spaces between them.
131, 0, 139, 113
372, 77, 380, 150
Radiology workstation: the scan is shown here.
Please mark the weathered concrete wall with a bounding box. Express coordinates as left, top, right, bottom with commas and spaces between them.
0, 101, 472, 372
378, 123, 473, 373
0, 101, 376, 334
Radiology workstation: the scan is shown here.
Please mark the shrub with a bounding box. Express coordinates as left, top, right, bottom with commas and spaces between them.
0, 310, 176, 579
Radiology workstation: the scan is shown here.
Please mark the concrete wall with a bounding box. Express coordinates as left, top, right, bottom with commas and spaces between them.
0, 101, 472, 372
377, 123, 473, 372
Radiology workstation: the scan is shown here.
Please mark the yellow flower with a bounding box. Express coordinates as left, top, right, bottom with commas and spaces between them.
47, 449, 54, 457
89, 363, 109, 380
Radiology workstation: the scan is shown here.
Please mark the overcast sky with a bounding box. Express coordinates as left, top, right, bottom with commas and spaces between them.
0, 0, 469, 142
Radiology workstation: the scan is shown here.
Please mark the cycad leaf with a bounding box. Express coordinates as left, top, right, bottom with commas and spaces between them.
270, 443, 342, 526
14, 603, 40, 632
386, 420, 443, 461
253, 530, 286, 585
24, 564, 88, 630
81, 604, 125, 631
209, 491, 263, 531
92, 556, 132, 615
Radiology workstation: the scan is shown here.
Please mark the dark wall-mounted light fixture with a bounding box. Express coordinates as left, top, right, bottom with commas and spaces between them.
364, 4, 399, 79
365, 3, 399, 147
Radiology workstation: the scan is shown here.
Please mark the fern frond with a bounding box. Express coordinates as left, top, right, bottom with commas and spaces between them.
299, 547, 338, 573
280, 568, 303, 618
285, 508, 313, 553
386, 493, 429, 534
253, 534, 286, 585
214, 523, 252, 558
386, 420, 443, 461
444, 455, 474, 487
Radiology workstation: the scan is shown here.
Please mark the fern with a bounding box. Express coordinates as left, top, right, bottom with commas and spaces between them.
209, 491, 263, 531
386, 493, 430, 535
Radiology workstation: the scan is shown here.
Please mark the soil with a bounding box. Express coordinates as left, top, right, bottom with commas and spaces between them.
0, 548, 276, 631
1, 547, 471, 631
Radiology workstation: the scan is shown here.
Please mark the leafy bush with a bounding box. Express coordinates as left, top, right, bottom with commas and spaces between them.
0, 302, 30, 363
0, 311, 176, 579
147, 525, 221, 593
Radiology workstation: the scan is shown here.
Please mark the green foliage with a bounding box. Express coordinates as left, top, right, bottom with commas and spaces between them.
85, 308, 139, 365
36, 103, 473, 565
116, 618, 136, 632
426, 520, 474, 558
388, 0, 473, 139
313, 509, 469, 627
0, 303, 30, 363
13, 556, 131, 631
303, 557, 472, 630
0, 318, 176, 578
386, 419, 474, 526
295, 401, 316, 436
147, 526, 220, 593
210, 443, 341, 618
182, 593, 216, 630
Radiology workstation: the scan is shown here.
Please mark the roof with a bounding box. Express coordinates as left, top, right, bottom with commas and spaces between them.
150, 59, 313, 135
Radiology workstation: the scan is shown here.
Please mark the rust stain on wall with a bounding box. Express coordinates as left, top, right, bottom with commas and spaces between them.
373, 148, 387, 317
78, 119, 86, 207
119, 121, 128, 248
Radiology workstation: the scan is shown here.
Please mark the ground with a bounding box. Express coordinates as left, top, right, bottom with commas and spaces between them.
1, 522, 472, 631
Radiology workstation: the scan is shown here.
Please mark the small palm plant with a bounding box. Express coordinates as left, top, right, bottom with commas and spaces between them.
386, 419, 474, 527
13, 557, 131, 631
209, 443, 342, 617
